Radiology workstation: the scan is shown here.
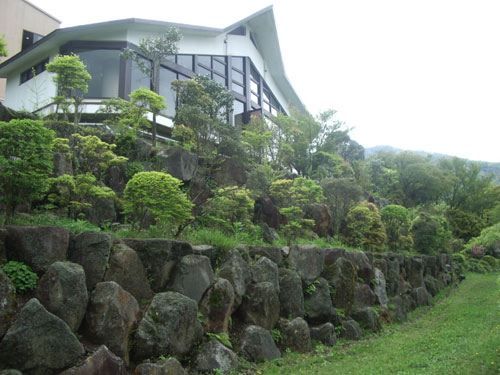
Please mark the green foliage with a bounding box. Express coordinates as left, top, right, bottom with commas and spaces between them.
270, 178, 325, 244
124, 161, 145, 180
380, 204, 412, 252
1, 212, 99, 233
98, 97, 149, 141
321, 177, 363, 235
465, 222, 500, 254
241, 115, 273, 165
245, 163, 277, 198
0, 119, 55, 217
172, 75, 235, 158
410, 213, 451, 254
446, 208, 485, 242
46, 53, 92, 125
0, 34, 7, 57
123, 171, 193, 231
206, 332, 232, 348
71, 133, 127, 179
1, 261, 39, 293
201, 186, 254, 233
271, 328, 283, 343
341, 202, 387, 252
171, 124, 195, 149
182, 226, 264, 251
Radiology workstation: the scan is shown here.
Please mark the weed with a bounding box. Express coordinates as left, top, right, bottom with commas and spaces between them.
1, 261, 39, 293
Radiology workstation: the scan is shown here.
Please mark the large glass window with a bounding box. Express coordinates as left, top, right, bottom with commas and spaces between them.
159, 67, 176, 117
233, 99, 245, 125
130, 57, 151, 92
177, 55, 193, 70
78, 49, 121, 98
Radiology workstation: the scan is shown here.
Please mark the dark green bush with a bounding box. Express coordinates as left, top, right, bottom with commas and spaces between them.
1, 261, 39, 293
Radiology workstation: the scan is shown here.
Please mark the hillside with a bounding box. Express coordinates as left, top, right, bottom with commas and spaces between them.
365, 145, 500, 183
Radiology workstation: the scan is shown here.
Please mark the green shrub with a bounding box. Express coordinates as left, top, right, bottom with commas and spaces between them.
452, 252, 467, 265
380, 204, 412, 252
124, 161, 145, 180
465, 222, 500, 254
341, 202, 387, 252
1, 261, 39, 293
482, 255, 499, 269
410, 213, 451, 255
123, 171, 193, 232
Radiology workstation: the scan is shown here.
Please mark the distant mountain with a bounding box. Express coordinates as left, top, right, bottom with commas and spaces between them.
365, 145, 500, 184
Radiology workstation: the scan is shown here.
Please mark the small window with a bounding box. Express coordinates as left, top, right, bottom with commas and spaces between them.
232, 82, 244, 95
232, 70, 244, 85
22, 30, 43, 51
231, 56, 244, 72
213, 73, 226, 85
177, 55, 193, 71
251, 93, 259, 104
228, 26, 246, 36
250, 80, 259, 94
213, 60, 226, 75
20, 58, 49, 84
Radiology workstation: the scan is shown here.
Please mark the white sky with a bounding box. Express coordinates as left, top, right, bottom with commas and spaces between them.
30, 0, 500, 162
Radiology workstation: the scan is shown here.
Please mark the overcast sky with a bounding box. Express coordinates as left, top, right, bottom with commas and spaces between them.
31, 0, 500, 162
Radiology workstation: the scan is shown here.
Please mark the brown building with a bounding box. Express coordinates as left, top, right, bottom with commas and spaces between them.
0, 0, 60, 103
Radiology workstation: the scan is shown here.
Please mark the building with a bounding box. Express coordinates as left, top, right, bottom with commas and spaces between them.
0, 6, 305, 126
0, 0, 61, 104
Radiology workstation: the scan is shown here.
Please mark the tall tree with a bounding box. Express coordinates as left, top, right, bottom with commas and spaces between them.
46, 53, 91, 125
121, 27, 181, 146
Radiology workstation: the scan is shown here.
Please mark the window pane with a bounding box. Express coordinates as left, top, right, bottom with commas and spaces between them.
263, 89, 270, 103
232, 82, 244, 95
159, 67, 176, 117
198, 55, 211, 67
263, 102, 271, 113
250, 65, 259, 81
177, 55, 193, 70
251, 93, 259, 104
214, 73, 226, 85
250, 80, 258, 93
231, 56, 244, 71
232, 69, 244, 84
198, 66, 211, 77
165, 55, 175, 62
213, 60, 226, 75
79, 49, 121, 97
233, 99, 245, 124
271, 107, 278, 116
178, 73, 189, 81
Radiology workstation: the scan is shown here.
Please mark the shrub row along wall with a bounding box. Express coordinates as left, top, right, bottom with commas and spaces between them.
0, 226, 460, 375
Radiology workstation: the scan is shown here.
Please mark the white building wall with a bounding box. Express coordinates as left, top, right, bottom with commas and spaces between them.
4, 51, 58, 111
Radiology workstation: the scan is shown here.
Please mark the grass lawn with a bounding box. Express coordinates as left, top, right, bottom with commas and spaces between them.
255, 272, 500, 375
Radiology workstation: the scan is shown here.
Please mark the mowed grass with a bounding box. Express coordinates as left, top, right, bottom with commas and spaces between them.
256, 273, 500, 375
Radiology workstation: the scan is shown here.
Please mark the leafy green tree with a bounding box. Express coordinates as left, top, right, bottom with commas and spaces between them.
341, 201, 387, 252
129, 88, 167, 147
172, 75, 234, 157
0, 35, 7, 57
465, 222, 500, 255
240, 115, 273, 165
99, 97, 149, 140
380, 204, 412, 251
201, 186, 255, 233
71, 133, 127, 180
410, 213, 451, 254
321, 177, 363, 235
46, 53, 91, 125
123, 171, 193, 231
270, 178, 325, 244
0, 119, 54, 218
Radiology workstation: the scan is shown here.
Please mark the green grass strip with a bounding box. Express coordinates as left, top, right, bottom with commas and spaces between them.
257, 272, 500, 375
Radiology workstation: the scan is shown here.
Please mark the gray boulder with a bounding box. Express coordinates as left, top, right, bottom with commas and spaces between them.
192, 245, 218, 268
388, 296, 409, 322
199, 278, 235, 334
104, 164, 126, 194
84, 281, 139, 364
309, 322, 337, 346
121, 239, 193, 292
6, 226, 69, 275
305, 204, 333, 237
328, 257, 357, 315
278, 268, 304, 319
408, 257, 425, 288
354, 283, 376, 308
239, 325, 281, 362
424, 274, 442, 297
286, 245, 324, 286
251, 256, 279, 292
240, 282, 280, 330
134, 358, 187, 375
60, 345, 126, 375
422, 255, 439, 277
351, 307, 381, 332
278, 317, 312, 353
248, 245, 283, 266
385, 258, 401, 297
411, 286, 432, 308
82, 196, 116, 226
340, 320, 363, 340
69, 231, 113, 290
0, 298, 84, 374
0, 269, 16, 337
261, 223, 280, 244
103, 242, 153, 302
156, 146, 198, 182
168, 254, 214, 303
323, 248, 346, 269
213, 157, 246, 186
133, 292, 203, 361
36, 261, 88, 332
304, 278, 334, 324
194, 339, 239, 373
344, 250, 374, 284
373, 268, 389, 306
217, 249, 251, 309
